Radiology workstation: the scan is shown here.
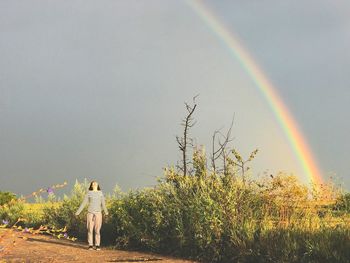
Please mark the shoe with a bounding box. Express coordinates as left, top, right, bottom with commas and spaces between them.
95, 246, 101, 251
88, 246, 94, 250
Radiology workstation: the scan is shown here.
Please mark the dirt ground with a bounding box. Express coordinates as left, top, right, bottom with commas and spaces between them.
0, 229, 197, 263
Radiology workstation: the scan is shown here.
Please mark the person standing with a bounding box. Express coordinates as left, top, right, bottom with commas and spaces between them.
75, 181, 108, 250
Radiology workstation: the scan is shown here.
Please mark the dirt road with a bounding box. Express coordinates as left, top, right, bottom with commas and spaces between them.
0, 229, 196, 263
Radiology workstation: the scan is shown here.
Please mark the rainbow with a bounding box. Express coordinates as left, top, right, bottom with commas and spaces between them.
187, 0, 323, 185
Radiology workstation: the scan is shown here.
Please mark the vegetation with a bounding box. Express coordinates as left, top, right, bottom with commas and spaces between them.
1, 100, 349, 262
1, 162, 349, 262
0, 191, 17, 206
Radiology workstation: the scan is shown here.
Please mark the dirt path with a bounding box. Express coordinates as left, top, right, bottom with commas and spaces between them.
0, 229, 197, 263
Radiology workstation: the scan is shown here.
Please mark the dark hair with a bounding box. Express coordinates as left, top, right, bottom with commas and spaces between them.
89, 181, 101, 191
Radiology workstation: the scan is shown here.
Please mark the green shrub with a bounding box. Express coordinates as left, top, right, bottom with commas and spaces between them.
0, 191, 17, 206
333, 193, 350, 214
0, 199, 24, 225
2, 172, 348, 262
42, 179, 88, 239
108, 169, 349, 262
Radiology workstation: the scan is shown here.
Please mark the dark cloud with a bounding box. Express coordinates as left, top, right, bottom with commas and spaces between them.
0, 0, 349, 194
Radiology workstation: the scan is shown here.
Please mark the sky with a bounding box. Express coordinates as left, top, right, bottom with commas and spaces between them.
0, 0, 349, 196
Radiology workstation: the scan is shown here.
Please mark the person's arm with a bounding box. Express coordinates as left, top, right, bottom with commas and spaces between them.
101, 193, 108, 215
75, 193, 88, 216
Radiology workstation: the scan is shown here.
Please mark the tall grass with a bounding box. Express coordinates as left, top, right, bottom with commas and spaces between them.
1, 154, 349, 262
107, 169, 349, 262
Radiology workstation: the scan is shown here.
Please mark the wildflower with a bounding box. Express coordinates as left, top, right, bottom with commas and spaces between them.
64, 233, 68, 238
47, 187, 54, 194
24, 227, 29, 233
2, 219, 9, 225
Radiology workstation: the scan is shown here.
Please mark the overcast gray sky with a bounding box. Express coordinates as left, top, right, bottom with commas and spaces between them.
1, 0, 349, 196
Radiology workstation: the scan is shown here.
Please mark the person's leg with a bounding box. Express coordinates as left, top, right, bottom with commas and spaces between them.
86, 212, 94, 247
94, 212, 102, 247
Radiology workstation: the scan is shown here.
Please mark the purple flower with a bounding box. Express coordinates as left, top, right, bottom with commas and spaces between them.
24, 227, 29, 233
63, 233, 68, 238
2, 219, 9, 225
47, 187, 54, 194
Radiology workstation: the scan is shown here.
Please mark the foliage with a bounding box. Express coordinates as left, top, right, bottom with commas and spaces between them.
108, 166, 349, 262
41, 179, 89, 239
0, 181, 73, 242
333, 193, 350, 214
1, 151, 349, 262
0, 191, 17, 206
0, 199, 24, 225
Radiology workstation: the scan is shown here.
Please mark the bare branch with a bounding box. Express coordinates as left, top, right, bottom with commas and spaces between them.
176, 96, 198, 176
211, 116, 235, 174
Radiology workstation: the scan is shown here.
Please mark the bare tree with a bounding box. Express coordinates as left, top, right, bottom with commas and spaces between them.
211, 116, 234, 175
176, 95, 199, 176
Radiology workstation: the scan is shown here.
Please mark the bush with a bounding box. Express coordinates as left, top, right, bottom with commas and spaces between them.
108, 169, 349, 262
22, 203, 59, 228
0, 191, 17, 206
0, 199, 24, 225
333, 193, 350, 214
42, 179, 89, 239
1, 172, 348, 262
